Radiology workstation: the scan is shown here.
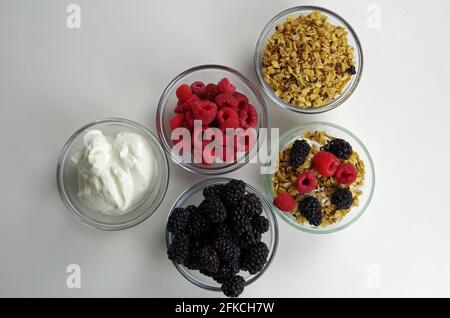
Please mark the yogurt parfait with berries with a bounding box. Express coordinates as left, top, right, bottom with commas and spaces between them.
266, 123, 375, 233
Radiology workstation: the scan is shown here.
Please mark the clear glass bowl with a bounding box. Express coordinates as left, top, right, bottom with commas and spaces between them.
156, 64, 268, 175
57, 118, 170, 231
254, 6, 364, 114
263, 122, 375, 234
166, 178, 279, 292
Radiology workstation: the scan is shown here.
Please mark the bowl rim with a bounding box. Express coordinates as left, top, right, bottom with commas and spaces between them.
254, 5, 364, 114
165, 177, 279, 291
156, 64, 268, 175
56, 117, 170, 231
263, 121, 375, 234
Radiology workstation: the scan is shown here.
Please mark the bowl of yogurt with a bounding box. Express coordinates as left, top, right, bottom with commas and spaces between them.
57, 118, 170, 230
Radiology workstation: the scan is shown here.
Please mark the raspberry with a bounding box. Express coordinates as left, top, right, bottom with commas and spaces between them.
312, 151, 340, 177
273, 192, 296, 212
191, 81, 206, 97
205, 83, 219, 100
238, 104, 258, 129
174, 94, 198, 113
217, 107, 239, 130
334, 163, 357, 185
176, 84, 193, 102
296, 171, 317, 194
234, 131, 256, 153
233, 92, 249, 106
170, 114, 185, 130
185, 110, 194, 130
191, 100, 217, 125
215, 93, 239, 110
217, 78, 236, 94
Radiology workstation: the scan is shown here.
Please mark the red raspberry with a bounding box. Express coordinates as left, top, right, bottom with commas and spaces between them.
215, 93, 239, 110
191, 81, 206, 97
219, 145, 237, 163
334, 163, 357, 185
170, 114, 185, 130
216, 107, 239, 130
238, 103, 258, 129
273, 192, 296, 212
191, 100, 217, 125
174, 94, 198, 113
233, 92, 249, 106
176, 84, 193, 102
312, 151, 340, 177
205, 83, 219, 100
217, 78, 236, 94
233, 129, 256, 152
296, 171, 317, 194
185, 111, 195, 131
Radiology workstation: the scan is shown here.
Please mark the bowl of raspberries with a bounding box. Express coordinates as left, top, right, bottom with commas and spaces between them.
166, 178, 278, 297
157, 65, 268, 175
264, 122, 375, 234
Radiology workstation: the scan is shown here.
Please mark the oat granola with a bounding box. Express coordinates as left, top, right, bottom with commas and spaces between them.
272, 130, 365, 227
262, 11, 356, 109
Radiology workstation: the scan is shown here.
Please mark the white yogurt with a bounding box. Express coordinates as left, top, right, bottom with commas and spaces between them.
71, 129, 155, 215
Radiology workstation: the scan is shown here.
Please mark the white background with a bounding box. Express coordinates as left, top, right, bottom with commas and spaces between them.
1, 0, 449, 297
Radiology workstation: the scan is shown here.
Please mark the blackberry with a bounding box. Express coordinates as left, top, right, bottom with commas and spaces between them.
213, 261, 240, 284
240, 242, 269, 274
213, 237, 240, 263
186, 209, 209, 239
199, 246, 220, 275
228, 207, 251, 236
203, 184, 224, 199
167, 233, 190, 264
322, 138, 353, 160
240, 193, 262, 219
252, 215, 269, 234
298, 196, 322, 226
215, 223, 233, 239
167, 207, 190, 236
347, 65, 357, 75
198, 197, 227, 224
331, 188, 353, 210
290, 139, 311, 168
221, 179, 246, 209
238, 231, 258, 249
221, 275, 245, 298
183, 239, 204, 270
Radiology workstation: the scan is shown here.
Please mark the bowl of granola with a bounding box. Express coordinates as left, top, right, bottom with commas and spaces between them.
263, 122, 375, 234
254, 6, 363, 114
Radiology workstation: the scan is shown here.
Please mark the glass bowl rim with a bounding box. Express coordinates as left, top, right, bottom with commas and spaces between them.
56, 117, 170, 231
165, 177, 279, 291
254, 5, 364, 114
263, 121, 375, 234
156, 64, 268, 175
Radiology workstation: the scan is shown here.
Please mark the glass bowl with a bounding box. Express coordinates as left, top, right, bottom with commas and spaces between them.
254, 6, 364, 114
156, 64, 268, 175
166, 178, 279, 292
263, 122, 375, 234
57, 118, 170, 231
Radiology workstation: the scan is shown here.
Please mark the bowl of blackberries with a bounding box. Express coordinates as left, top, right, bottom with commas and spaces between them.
166, 178, 279, 297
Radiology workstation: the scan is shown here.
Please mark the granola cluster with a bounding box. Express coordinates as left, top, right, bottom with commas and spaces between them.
272, 131, 365, 226
262, 11, 356, 109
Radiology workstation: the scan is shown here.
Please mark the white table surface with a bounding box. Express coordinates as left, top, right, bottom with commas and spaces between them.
1, 0, 449, 297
